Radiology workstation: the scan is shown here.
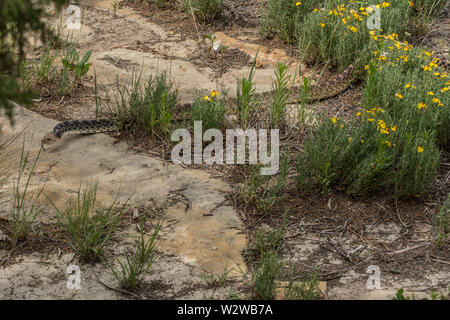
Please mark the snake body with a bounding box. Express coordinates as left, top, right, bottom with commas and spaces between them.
51, 119, 120, 138
42, 64, 355, 146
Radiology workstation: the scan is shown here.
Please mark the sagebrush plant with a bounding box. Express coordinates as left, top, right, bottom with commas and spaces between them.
433, 194, 449, 245
183, 0, 223, 21
111, 70, 178, 136
109, 221, 161, 290
235, 57, 258, 128
269, 62, 291, 128
48, 182, 128, 262
190, 90, 226, 133
240, 151, 289, 211
10, 139, 43, 246
251, 250, 283, 299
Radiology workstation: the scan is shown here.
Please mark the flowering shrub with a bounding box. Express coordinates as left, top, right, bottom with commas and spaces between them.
190, 90, 226, 133
296, 112, 441, 198
261, 1, 445, 69
296, 34, 447, 198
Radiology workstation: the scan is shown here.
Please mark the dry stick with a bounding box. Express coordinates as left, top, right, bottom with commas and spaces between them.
187, 0, 202, 42
326, 235, 352, 263
395, 198, 408, 229
390, 242, 430, 255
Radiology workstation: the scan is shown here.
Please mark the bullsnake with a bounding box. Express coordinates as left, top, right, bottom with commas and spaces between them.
41, 64, 355, 148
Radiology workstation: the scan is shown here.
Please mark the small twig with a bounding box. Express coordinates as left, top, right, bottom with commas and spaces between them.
187, 0, 202, 42
326, 236, 352, 262
395, 199, 408, 229
390, 242, 430, 255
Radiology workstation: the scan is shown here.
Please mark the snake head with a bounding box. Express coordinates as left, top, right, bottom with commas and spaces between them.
41, 132, 59, 150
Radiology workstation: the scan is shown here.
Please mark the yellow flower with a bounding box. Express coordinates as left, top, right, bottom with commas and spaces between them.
204, 95, 211, 101
417, 146, 424, 153
417, 102, 428, 109
319, 22, 326, 28
296, 1, 302, 6
356, 112, 362, 116
348, 137, 353, 142
377, 119, 386, 129
432, 98, 444, 106
313, 8, 319, 13
381, 2, 390, 8
408, 1, 414, 6
364, 65, 370, 70
441, 87, 449, 93
367, 118, 375, 122
405, 82, 416, 89
391, 125, 397, 132
423, 51, 431, 57
361, 138, 365, 144
395, 93, 403, 99
342, 18, 347, 24
424, 65, 432, 71
427, 91, 434, 96
331, 117, 338, 123
384, 140, 391, 147
348, 26, 358, 33
210, 90, 220, 97
380, 128, 389, 135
